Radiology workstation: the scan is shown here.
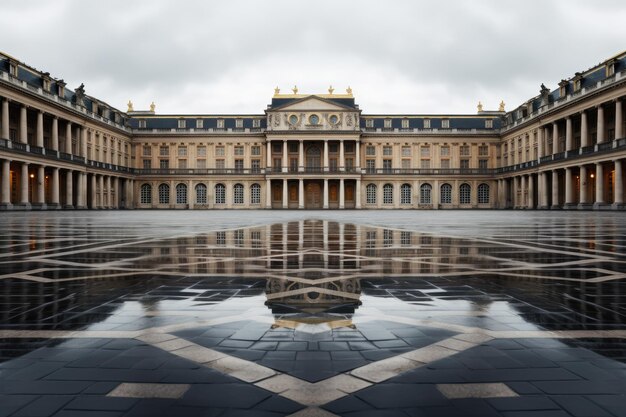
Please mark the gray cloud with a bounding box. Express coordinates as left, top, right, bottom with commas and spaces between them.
1, 0, 625, 114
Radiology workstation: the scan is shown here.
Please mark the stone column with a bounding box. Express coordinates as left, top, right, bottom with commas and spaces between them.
520, 175, 526, 207
19, 105, 27, 144
106, 176, 112, 208
298, 140, 304, 172
339, 140, 345, 172
616, 99, 623, 140
282, 179, 288, 208
614, 160, 623, 208
265, 179, 272, 209
323, 178, 329, 209
323, 140, 329, 172
355, 178, 361, 209
77, 173, 86, 209
98, 175, 104, 208
579, 166, 588, 207
65, 122, 72, 154
51, 168, 60, 208
595, 163, 604, 206
114, 177, 120, 208
339, 179, 345, 209
266, 140, 272, 172
355, 141, 361, 170
51, 117, 59, 151
528, 175, 535, 209
552, 122, 559, 154
90, 174, 97, 209
537, 127, 543, 159
81, 126, 87, 158
298, 179, 304, 209
1, 98, 9, 140
282, 140, 288, 173
64, 170, 74, 209
20, 163, 30, 207
36, 111, 44, 147
36, 165, 45, 207
512, 176, 518, 207
565, 167, 573, 206
597, 105, 605, 143
551, 170, 559, 209
1, 159, 12, 208
580, 110, 588, 148
542, 172, 549, 209
565, 116, 572, 151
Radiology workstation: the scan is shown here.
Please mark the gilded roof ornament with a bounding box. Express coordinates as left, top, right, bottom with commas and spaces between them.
274, 86, 280, 95
346, 86, 353, 95
127, 100, 134, 112
499, 100, 505, 112
477, 101, 483, 112
328, 85, 334, 94
150, 102, 156, 112
292, 85, 298, 94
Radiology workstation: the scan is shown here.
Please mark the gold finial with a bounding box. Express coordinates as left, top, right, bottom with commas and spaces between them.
150, 102, 156, 112
127, 100, 134, 112
328, 85, 334, 94
274, 86, 280, 95
292, 85, 298, 94
477, 101, 483, 112
499, 100, 505, 112
346, 86, 353, 95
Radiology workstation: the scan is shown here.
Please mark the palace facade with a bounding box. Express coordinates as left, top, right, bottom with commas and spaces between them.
0, 51, 625, 210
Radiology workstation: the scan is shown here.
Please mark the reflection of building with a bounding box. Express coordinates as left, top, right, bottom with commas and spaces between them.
1, 51, 625, 210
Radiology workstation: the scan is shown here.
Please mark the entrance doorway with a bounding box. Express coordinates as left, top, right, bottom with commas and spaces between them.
305, 181, 322, 209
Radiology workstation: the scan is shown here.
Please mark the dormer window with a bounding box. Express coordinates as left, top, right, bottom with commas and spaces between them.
57, 81, 66, 98
441, 119, 450, 129
235, 118, 243, 128
42, 74, 51, 92
485, 119, 493, 129
558, 80, 568, 98
401, 119, 409, 129
252, 119, 261, 128
217, 119, 225, 129
138, 120, 147, 129
573, 72, 583, 92
196, 119, 203, 129
606, 59, 617, 77
178, 119, 186, 129
8, 60, 18, 77
365, 119, 374, 128
384, 119, 392, 128
423, 119, 431, 129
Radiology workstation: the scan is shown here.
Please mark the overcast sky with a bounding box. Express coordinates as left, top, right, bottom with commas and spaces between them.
2, 0, 625, 115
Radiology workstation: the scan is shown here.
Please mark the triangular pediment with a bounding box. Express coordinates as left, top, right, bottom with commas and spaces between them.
270, 95, 355, 112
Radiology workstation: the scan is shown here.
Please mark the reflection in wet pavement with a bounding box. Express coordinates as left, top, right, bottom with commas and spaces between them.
1, 211, 626, 416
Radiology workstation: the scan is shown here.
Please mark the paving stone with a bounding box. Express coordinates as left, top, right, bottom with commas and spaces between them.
0, 394, 38, 417
549, 395, 613, 417
354, 383, 448, 408
65, 396, 139, 411
487, 396, 560, 411
10, 395, 73, 417
180, 384, 272, 408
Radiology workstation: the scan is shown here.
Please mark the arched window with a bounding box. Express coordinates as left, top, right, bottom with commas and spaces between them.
400, 183, 412, 205
420, 183, 432, 204
158, 183, 169, 204
383, 184, 393, 204
233, 183, 244, 204
478, 183, 490, 204
250, 183, 261, 204
195, 183, 207, 204
440, 183, 452, 204
175, 183, 187, 204
140, 184, 152, 204
215, 184, 226, 204
366, 184, 377, 204
459, 183, 471, 204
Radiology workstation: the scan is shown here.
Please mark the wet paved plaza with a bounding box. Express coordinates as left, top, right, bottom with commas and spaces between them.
1, 210, 626, 417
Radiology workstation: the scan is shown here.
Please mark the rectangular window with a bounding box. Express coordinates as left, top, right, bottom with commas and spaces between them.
138, 120, 147, 129
440, 159, 450, 169
251, 159, 261, 173
217, 119, 225, 129
366, 159, 376, 173
478, 145, 489, 156
159, 146, 169, 156
460, 145, 470, 156
178, 119, 186, 129
423, 119, 431, 129
142, 159, 151, 169
460, 159, 470, 169
365, 119, 374, 128
329, 143, 338, 153
329, 159, 337, 171
178, 146, 187, 157
252, 119, 261, 128
216, 159, 225, 170
251, 145, 261, 156
440, 146, 450, 156
345, 158, 354, 169
420, 146, 430, 157
234, 146, 244, 156
215, 146, 225, 157
382, 146, 392, 156
143, 145, 151, 156
272, 143, 282, 153
235, 159, 244, 171
196, 119, 204, 129
366, 145, 376, 156
290, 158, 298, 172
485, 119, 493, 129
289, 142, 298, 153
401, 119, 409, 129
179, 159, 187, 169
235, 119, 243, 128
479, 159, 488, 169
197, 146, 207, 157
401, 146, 411, 157
273, 158, 282, 168
383, 159, 392, 172
441, 119, 450, 129
159, 159, 169, 169
344, 142, 354, 153
197, 159, 206, 169
420, 159, 430, 169
384, 119, 392, 128
402, 159, 411, 169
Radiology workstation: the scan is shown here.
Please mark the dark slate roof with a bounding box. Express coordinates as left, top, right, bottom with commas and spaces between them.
359, 116, 502, 130
128, 116, 267, 130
